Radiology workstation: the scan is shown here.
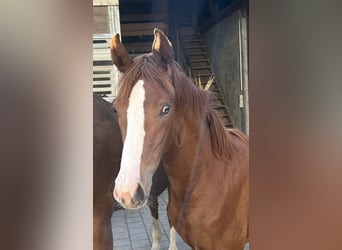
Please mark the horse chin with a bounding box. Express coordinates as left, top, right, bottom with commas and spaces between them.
118, 197, 148, 210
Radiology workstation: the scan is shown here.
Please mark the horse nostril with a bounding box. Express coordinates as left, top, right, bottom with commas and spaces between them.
133, 183, 145, 204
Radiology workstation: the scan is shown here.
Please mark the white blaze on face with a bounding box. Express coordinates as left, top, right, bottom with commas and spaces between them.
115, 80, 145, 196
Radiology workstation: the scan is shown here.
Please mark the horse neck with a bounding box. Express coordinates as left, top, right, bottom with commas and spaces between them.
163, 111, 213, 196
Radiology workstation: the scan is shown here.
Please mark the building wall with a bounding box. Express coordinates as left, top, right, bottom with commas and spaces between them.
202, 10, 247, 132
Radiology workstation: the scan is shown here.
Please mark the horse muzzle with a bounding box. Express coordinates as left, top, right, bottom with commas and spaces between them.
113, 182, 147, 209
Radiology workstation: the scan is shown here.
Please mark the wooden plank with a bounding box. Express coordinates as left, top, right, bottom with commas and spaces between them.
93, 68, 114, 74
93, 64, 112, 70
120, 13, 165, 22
93, 66, 113, 71
93, 65, 114, 71
93, 82, 113, 87
93, 80, 113, 84
93, 0, 119, 6
125, 42, 152, 53
93, 48, 111, 56
93, 48, 111, 55
93, 56, 112, 62
93, 87, 115, 92
121, 22, 166, 31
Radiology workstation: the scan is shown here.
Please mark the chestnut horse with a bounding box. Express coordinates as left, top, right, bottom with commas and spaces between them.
111, 29, 249, 249
93, 94, 169, 250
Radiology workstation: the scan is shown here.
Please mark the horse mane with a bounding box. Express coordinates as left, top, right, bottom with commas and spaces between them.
117, 54, 245, 161
169, 62, 241, 161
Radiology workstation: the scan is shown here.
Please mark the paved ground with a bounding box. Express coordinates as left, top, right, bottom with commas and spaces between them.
112, 190, 249, 250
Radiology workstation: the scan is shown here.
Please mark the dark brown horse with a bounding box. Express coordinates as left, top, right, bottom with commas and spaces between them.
93, 94, 169, 250
111, 29, 249, 249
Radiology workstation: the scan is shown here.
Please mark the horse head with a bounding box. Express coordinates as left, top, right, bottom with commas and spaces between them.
111, 29, 176, 209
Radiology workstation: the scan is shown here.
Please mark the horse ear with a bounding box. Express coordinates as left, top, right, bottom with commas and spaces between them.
152, 28, 174, 66
110, 33, 133, 73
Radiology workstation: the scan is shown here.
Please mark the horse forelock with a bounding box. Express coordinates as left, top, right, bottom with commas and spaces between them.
117, 54, 174, 102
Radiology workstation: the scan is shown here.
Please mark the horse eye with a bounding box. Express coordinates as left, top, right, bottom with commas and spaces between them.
160, 104, 171, 115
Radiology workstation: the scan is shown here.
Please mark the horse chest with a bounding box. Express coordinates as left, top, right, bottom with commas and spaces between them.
167, 182, 248, 249
167, 194, 226, 248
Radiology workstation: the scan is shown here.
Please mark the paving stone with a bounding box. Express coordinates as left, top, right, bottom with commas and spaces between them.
114, 246, 132, 250
113, 238, 131, 247
131, 239, 151, 248
113, 232, 129, 240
